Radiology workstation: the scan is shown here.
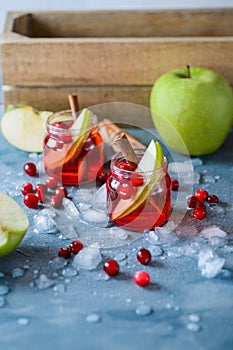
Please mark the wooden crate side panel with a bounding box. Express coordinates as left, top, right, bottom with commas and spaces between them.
2, 39, 233, 86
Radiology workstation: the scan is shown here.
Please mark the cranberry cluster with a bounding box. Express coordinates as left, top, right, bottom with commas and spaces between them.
58, 240, 84, 259
22, 162, 67, 209
187, 189, 219, 220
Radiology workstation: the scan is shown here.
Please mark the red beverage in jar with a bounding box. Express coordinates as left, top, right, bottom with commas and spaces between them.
106, 151, 171, 231
43, 110, 104, 185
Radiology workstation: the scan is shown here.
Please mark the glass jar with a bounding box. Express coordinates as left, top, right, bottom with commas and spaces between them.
43, 110, 104, 186
106, 150, 171, 231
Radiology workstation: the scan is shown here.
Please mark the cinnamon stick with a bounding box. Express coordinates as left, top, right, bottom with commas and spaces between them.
114, 133, 139, 164
68, 94, 79, 118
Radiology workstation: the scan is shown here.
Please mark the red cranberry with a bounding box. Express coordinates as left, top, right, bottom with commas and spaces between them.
134, 271, 150, 287
69, 240, 83, 254
187, 196, 199, 208
96, 170, 108, 184
50, 195, 63, 209
46, 177, 58, 189
193, 205, 207, 220
207, 195, 219, 204
194, 189, 209, 202
171, 178, 179, 191
117, 160, 137, 172
117, 182, 134, 200
58, 247, 71, 259
137, 248, 152, 265
130, 173, 144, 187
21, 182, 33, 195
35, 184, 47, 202
54, 186, 68, 198
24, 193, 38, 209
103, 260, 119, 277
23, 162, 37, 176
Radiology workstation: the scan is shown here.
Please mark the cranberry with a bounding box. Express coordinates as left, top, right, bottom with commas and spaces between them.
103, 260, 119, 277
96, 170, 108, 184
134, 271, 150, 287
35, 184, 47, 202
171, 178, 179, 191
24, 193, 38, 209
54, 186, 68, 198
117, 159, 137, 172
69, 240, 84, 254
58, 247, 71, 259
117, 182, 134, 200
130, 173, 144, 187
193, 205, 207, 220
194, 189, 209, 202
21, 182, 33, 195
50, 195, 63, 209
187, 196, 199, 208
137, 248, 152, 265
23, 162, 37, 176
207, 195, 219, 204
46, 177, 58, 189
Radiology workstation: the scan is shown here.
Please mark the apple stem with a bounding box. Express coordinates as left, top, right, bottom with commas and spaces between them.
186, 65, 191, 78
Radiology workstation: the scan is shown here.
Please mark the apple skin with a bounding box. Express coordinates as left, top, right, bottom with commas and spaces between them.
150, 67, 233, 156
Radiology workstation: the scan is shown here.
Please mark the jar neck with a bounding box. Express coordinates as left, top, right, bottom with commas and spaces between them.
47, 109, 98, 136
111, 152, 168, 181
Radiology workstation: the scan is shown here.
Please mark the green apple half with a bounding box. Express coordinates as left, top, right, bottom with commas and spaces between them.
52, 108, 93, 168
0, 192, 29, 257
1, 105, 52, 153
112, 139, 164, 220
150, 67, 233, 156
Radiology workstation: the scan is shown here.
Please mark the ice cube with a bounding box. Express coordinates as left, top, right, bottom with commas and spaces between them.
93, 184, 107, 210
109, 226, 129, 240
35, 274, 55, 289
48, 257, 68, 270
72, 247, 102, 270
150, 246, 163, 257
148, 231, 159, 243
0, 284, 10, 296
135, 304, 153, 316
11, 268, 24, 278
33, 213, 57, 234
62, 198, 80, 219
80, 208, 109, 227
200, 226, 227, 239
190, 158, 203, 166
17, 318, 30, 326
62, 267, 78, 277
198, 250, 225, 278
186, 323, 200, 332
53, 284, 66, 294
188, 314, 201, 322
86, 313, 101, 323
77, 202, 92, 213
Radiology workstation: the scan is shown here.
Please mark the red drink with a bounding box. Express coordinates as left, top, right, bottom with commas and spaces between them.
106, 152, 172, 231
43, 110, 104, 185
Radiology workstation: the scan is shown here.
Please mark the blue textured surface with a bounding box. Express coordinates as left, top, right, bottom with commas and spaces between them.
0, 119, 232, 350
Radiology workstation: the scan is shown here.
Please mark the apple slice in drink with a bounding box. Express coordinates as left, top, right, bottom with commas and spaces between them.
1, 105, 52, 153
111, 140, 164, 221
0, 192, 29, 257
52, 108, 93, 168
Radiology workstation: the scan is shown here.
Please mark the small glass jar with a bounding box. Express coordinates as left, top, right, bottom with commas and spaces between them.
106, 150, 171, 231
43, 110, 104, 186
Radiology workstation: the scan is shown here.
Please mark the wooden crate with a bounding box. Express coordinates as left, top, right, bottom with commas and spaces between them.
2, 9, 233, 124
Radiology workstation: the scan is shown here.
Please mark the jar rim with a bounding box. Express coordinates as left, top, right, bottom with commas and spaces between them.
47, 109, 98, 132
111, 150, 168, 176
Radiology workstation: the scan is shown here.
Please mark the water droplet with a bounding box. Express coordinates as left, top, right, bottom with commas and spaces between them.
86, 313, 101, 323
0, 284, 10, 296
135, 304, 153, 316
11, 268, 25, 278
62, 267, 78, 277
0, 296, 6, 307
17, 317, 29, 326
188, 314, 200, 323
186, 322, 201, 332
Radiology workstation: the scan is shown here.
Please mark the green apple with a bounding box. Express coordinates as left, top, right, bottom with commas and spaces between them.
112, 139, 164, 221
53, 108, 93, 168
1, 105, 52, 153
0, 192, 29, 257
150, 66, 233, 156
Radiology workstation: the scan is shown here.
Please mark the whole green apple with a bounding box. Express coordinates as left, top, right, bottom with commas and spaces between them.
150, 66, 233, 156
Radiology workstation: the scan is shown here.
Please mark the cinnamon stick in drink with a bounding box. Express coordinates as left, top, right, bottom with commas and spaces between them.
114, 133, 139, 164
68, 94, 79, 118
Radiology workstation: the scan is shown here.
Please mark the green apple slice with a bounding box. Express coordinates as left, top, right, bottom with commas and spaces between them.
53, 108, 92, 168
0, 192, 29, 257
111, 140, 164, 221
1, 105, 52, 153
